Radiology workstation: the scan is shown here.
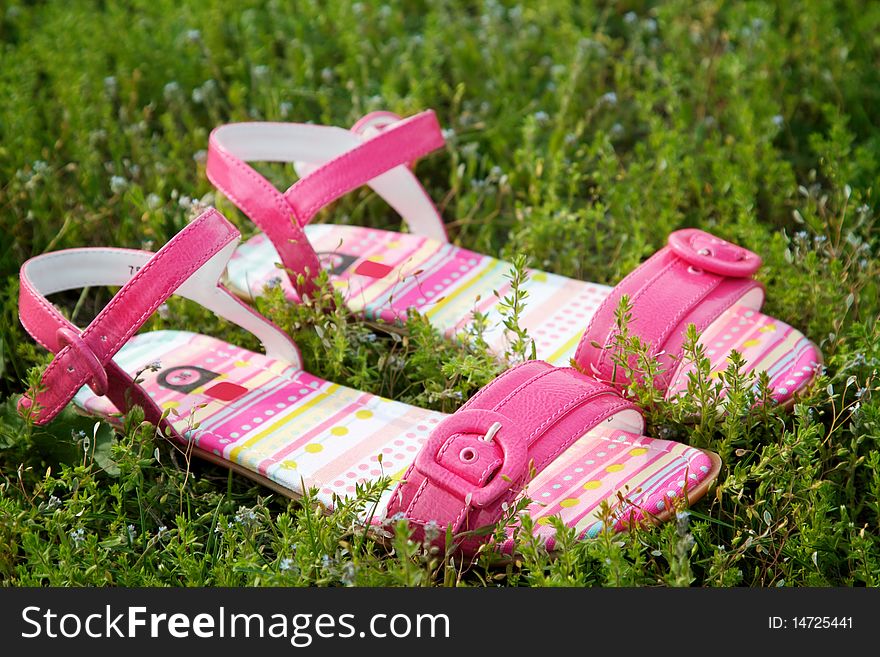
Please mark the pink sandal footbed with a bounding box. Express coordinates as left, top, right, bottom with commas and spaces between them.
18, 209, 720, 554
207, 110, 822, 406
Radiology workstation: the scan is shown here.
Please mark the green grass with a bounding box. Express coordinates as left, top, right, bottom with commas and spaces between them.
1, 0, 878, 587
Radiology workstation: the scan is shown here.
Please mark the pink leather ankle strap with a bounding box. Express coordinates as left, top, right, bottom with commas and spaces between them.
574, 229, 766, 390
206, 110, 446, 298
385, 361, 643, 550
18, 209, 300, 427
285, 111, 444, 225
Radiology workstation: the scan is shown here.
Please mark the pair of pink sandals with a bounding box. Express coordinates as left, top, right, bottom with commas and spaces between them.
19, 110, 821, 555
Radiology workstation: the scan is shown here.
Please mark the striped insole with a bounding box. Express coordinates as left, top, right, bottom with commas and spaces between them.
74, 329, 718, 550
227, 224, 821, 403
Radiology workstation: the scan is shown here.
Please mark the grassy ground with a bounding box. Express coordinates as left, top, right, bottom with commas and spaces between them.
1, 0, 878, 586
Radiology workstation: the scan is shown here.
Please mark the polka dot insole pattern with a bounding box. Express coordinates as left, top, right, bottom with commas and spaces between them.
73, 329, 718, 544
228, 224, 821, 404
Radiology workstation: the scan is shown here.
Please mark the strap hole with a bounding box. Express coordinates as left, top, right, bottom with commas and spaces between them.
687, 266, 703, 275
66, 366, 75, 373
697, 247, 713, 257
459, 447, 478, 464
100, 335, 108, 342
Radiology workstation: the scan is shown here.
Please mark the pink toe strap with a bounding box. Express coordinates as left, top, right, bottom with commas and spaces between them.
385, 361, 643, 550
574, 229, 766, 390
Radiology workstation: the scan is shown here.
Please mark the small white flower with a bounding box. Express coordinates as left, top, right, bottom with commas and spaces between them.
390, 355, 407, 370
163, 81, 180, 100
423, 520, 440, 543
341, 562, 356, 585
234, 506, 260, 529
109, 176, 128, 194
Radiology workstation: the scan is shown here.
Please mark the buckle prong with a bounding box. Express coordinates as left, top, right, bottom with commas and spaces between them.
56, 327, 109, 396
482, 421, 502, 443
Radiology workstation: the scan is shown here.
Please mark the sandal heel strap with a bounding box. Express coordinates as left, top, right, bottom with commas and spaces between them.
18, 209, 300, 426
206, 110, 447, 297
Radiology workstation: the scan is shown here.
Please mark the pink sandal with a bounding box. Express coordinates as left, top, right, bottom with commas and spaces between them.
18, 209, 720, 553
207, 110, 821, 406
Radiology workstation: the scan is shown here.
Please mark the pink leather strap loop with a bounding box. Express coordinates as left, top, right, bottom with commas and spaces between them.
348, 111, 418, 169
574, 230, 766, 390
55, 327, 109, 397
386, 361, 643, 549
18, 285, 166, 425
350, 110, 404, 135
